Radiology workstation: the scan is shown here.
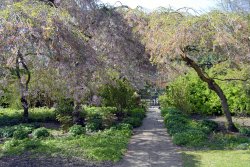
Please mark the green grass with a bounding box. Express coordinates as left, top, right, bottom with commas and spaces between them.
182, 150, 250, 167
0, 128, 132, 162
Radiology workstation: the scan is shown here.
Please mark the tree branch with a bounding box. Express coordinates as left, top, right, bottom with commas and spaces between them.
213, 77, 250, 82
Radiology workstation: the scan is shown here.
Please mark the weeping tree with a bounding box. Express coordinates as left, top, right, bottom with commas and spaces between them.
0, 0, 155, 124
126, 9, 250, 132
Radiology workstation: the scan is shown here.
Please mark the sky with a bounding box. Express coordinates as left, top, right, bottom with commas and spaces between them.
100, 0, 218, 12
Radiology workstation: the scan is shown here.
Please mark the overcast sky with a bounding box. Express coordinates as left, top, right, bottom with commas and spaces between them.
100, 0, 218, 11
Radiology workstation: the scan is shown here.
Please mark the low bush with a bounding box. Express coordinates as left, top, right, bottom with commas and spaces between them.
55, 99, 74, 130
200, 119, 219, 132
85, 107, 118, 131
69, 125, 85, 136
115, 123, 133, 130
239, 127, 250, 137
128, 108, 146, 119
173, 129, 206, 147
123, 117, 142, 128
85, 113, 103, 132
162, 108, 216, 147
0, 124, 35, 138
13, 128, 30, 140
32, 127, 50, 138
208, 133, 250, 149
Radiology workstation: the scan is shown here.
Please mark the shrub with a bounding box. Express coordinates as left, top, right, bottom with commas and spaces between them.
239, 127, 250, 137
55, 99, 75, 130
0, 126, 17, 138
209, 133, 249, 149
200, 119, 219, 132
32, 127, 50, 138
56, 114, 73, 131
0, 124, 35, 138
69, 125, 85, 136
85, 113, 103, 132
13, 128, 30, 140
123, 117, 142, 128
159, 68, 250, 115
116, 123, 133, 130
99, 79, 138, 111
173, 129, 206, 147
128, 108, 146, 119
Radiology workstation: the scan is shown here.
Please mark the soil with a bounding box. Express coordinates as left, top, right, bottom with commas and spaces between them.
0, 153, 113, 167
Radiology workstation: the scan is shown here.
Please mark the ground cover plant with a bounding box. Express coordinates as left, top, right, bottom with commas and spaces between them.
161, 108, 250, 148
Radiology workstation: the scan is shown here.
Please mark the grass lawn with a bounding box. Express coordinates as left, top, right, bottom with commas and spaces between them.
182, 150, 250, 167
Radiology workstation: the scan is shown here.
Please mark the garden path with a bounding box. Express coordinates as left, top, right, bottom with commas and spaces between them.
115, 107, 183, 167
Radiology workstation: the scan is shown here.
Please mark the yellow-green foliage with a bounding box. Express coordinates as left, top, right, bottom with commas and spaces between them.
0, 107, 56, 126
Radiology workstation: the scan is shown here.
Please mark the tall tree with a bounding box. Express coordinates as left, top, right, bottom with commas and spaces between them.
126, 9, 250, 132
0, 0, 155, 124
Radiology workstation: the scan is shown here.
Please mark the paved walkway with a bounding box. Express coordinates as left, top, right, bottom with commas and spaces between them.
115, 107, 183, 167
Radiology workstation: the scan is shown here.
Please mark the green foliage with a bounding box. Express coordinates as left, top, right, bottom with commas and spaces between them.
1, 129, 132, 162
85, 113, 103, 132
69, 125, 86, 136
162, 108, 219, 147
200, 119, 219, 132
115, 123, 133, 130
55, 99, 74, 130
29, 108, 56, 122
56, 114, 73, 131
0, 108, 56, 126
2, 139, 42, 155
12, 128, 30, 140
173, 129, 206, 147
208, 133, 250, 149
85, 107, 117, 130
99, 79, 138, 112
123, 117, 142, 128
55, 99, 74, 116
128, 108, 146, 119
0, 124, 35, 138
32, 127, 50, 138
160, 68, 250, 115
122, 107, 146, 128
162, 108, 249, 149
239, 127, 250, 137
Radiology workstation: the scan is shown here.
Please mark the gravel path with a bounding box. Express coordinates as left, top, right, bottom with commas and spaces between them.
115, 107, 183, 167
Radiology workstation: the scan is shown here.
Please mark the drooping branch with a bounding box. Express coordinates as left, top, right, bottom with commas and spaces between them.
213, 77, 250, 82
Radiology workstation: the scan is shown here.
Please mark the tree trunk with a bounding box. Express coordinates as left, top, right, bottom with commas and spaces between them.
21, 97, 29, 122
16, 50, 31, 123
72, 102, 84, 125
180, 52, 238, 132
